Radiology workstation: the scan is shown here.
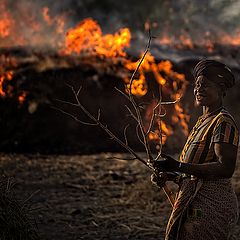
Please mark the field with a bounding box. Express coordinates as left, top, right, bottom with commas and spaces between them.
1, 151, 240, 240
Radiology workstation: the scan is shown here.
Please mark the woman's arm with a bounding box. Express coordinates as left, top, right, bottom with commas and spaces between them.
154, 143, 238, 179
179, 143, 237, 179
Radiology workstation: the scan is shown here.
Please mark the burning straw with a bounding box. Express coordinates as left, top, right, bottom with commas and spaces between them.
0, 177, 39, 240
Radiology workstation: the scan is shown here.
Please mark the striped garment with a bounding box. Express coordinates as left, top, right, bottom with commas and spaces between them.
180, 108, 239, 164
165, 108, 239, 240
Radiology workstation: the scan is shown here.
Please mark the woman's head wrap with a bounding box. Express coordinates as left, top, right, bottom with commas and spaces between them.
193, 59, 235, 90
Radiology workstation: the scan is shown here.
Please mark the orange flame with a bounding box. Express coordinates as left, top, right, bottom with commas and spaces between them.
18, 91, 27, 104
159, 32, 173, 46
0, 1, 14, 38
0, 70, 13, 97
124, 53, 172, 96
0, 1, 65, 47
141, 58, 189, 143
179, 34, 194, 49
148, 121, 173, 145
62, 18, 131, 58
220, 31, 240, 46
124, 55, 189, 145
158, 29, 240, 52
126, 75, 148, 97
42, 7, 65, 35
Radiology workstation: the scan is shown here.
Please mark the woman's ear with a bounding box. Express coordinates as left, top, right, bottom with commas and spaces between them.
218, 83, 226, 98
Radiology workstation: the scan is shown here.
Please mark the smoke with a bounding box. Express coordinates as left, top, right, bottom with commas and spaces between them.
1, 0, 240, 49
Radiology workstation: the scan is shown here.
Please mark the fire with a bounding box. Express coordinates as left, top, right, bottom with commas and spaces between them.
124, 53, 174, 96
172, 102, 190, 137
142, 58, 188, 144
42, 7, 65, 35
0, 1, 65, 47
0, 70, 13, 97
123, 49, 189, 144
126, 75, 148, 96
0, 1, 14, 38
159, 31, 173, 46
62, 18, 131, 58
148, 121, 173, 145
0, 53, 17, 98
179, 34, 194, 49
18, 92, 27, 105
220, 31, 240, 46
0, 14, 13, 38
0, 3, 191, 146
157, 28, 240, 53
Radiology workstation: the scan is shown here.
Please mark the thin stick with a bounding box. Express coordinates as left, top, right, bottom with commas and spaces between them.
128, 30, 153, 161
123, 124, 130, 146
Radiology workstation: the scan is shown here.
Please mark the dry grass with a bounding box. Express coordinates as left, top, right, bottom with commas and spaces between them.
0, 150, 240, 239
0, 176, 39, 240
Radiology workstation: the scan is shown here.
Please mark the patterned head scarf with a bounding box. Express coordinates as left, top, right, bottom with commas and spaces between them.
193, 59, 235, 91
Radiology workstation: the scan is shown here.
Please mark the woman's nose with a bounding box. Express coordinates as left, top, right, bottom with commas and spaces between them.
195, 83, 203, 91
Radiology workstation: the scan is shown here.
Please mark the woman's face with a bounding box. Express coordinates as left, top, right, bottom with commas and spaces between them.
194, 75, 222, 107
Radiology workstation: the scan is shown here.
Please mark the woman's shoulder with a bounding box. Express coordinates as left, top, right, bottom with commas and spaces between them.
212, 109, 239, 146
216, 108, 238, 129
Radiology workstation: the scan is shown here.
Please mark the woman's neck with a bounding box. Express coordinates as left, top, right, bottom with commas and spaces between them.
203, 103, 223, 116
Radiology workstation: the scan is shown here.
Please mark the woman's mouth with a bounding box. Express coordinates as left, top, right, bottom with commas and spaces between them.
196, 93, 206, 99
196, 93, 207, 101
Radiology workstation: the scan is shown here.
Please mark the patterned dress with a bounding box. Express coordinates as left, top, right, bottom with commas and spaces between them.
165, 109, 239, 240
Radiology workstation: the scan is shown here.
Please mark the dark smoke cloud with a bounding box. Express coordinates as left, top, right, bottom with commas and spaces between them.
33, 0, 240, 33
4, 0, 240, 47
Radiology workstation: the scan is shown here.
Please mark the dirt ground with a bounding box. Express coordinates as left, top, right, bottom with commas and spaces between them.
1, 151, 240, 240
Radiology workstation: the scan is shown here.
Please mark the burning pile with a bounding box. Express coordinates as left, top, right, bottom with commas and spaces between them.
0, 2, 189, 152
1, 1, 238, 153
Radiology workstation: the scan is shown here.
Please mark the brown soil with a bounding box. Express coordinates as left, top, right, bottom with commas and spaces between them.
1, 151, 240, 240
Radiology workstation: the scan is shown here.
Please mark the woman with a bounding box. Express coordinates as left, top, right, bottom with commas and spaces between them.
152, 59, 239, 240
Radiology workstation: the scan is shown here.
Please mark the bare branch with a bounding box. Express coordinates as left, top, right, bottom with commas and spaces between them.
106, 156, 137, 161
157, 108, 167, 117
124, 124, 130, 146
154, 85, 164, 160
55, 98, 79, 107
137, 102, 150, 107
97, 108, 101, 121
76, 85, 83, 96
129, 35, 152, 94
145, 101, 161, 137
161, 98, 181, 105
52, 106, 98, 126
136, 124, 145, 146
64, 82, 73, 89
125, 105, 138, 122
138, 102, 150, 106
114, 87, 130, 101
127, 32, 153, 161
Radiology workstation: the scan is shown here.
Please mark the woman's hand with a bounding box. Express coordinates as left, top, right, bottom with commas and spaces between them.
152, 153, 180, 172
151, 172, 168, 188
